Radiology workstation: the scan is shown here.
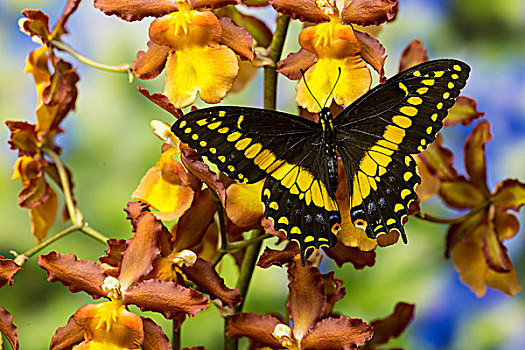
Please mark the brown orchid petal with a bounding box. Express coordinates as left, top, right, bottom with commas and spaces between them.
29, 187, 58, 242
236, 13, 272, 48
141, 317, 171, 350
398, 39, 428, 72
320, 272, 346, 317
452, 240, 489, 297
18, 172, 51, 209
354, 30, 386, 82
118, 213, 163, 290
366, 302, 414, 348
191, 0, 241, 9
323, 241, 376, 268
257, 241, 300, 268
38, 252, 107, 298
482, 220, 512, 273
415, 156, 440, 202
492, 179, 525, 211
124, 201, 151, 223
230, 58, 259, 93
219, 17, 255, 61
245, 0, 270, 5
377, 230, 400, 247
287, 258, 326, 340
270, 0, 328, 23
464, 120, 491, 195
181, 144, 227, 205
0, 307, 19, 350
277, 49, 317, 80
494, 210, 519, 241
133, 41, 169, 80
94, 0, 177, 21
261, 217, 287, 240
5, 121, 39, 156
74, 303, 143, 349
226, 181, 264, 228
439, 176, 485, 210
444, 96, 485, 127
0, 257, 21, 288
418, 133, 458, 182
299, 22, 361, 58
335, 167, 378, 251
341, 0, 399, 26
124, 280, 209, 319
226, 313, 284, 348
181, 258, 242, 308
301, 316, 373, 349
49, 315, 84, 350
173, 188, 216, 251
445, 210, 485, 258
99, 239, 128, 267
54, 0, 82, 35
20, 9, 50, 41
137, 87, 183, 120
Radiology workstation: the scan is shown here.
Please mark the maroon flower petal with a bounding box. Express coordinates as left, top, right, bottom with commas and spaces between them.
482, 220, 512, 273
132, 41, 169, 80
20, 9, 50, 41
0, 307, 19, 350
464, 120, 491, 196
124, 280, 209, 319
180, 258, 242, 308
99, 239, 128, 268
444, 96, 485, 127
0, 257, 21, 289
49, 315, 84, 350
181, 144, 227, 205
354, 30, 386, 82
94, 0, 177, 21
398, 39, 428, 72
269, 0, 329, 23
277, 49, 317, 80
54, 0, 82, 34
323, 242, 376, 269
287, 258, 325, 340
173, 188, 216, 251
366, 302, 415, 347
37, 252, 106, 298
118, 212, 163, 290
257, 241, 299, 268
124, 201, 150, 225
492, 179, 525, 211
138, 86, 184, 120
439, 176, 485, 210
219, 17, 255, 61
301, 316, 373, 349
341, 0, 399, 26
320, 272, 346, 317
141, 317, 171, 350
226, 313, 283, 348
5, 121, 39, 157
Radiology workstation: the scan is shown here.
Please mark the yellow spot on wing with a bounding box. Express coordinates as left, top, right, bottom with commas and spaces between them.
254, 149, 277, 170
394, 203, 404, 212
245, 143, 262, 159
426, 126, 433, 134
227, 132, 241, 142
209, 148, 216, 154
386, 218, 396, 225
208, 122, 221, 130
399, 82, 408, 96
237, 115, 244, 129
448, 82, 455, 89
400, 106, 418, 117
218, 156, 226, 162
451, 74, 459, 79
200, 141, 207, 147
401, 189, 411, 199
290, 227, 301, 234
404, 172, 412, 181
278, 217, 289, 225
453, 64, 461, 71
393, 115, 412, 128
218, 111, 226, 117
235, 138, 251, 151
218, 127, 229, 134
408, 97, 423, 105
422, 79, 435, 86
431, 113, 438, 121
417, 87, 428, 94
304, 236, 314, 243
443, 92, 450, 99
197, 119, 207, 126
384, 125, 406, 144
269, 202, 279, 210
413, 71, 421, 77
437, 102, 443, 110
434, 71, 444, 77
179, 120, 187, 128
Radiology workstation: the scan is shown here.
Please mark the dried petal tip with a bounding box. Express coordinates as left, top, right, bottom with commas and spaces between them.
101, 276, 122, 300
172, 250, 197, 267
151, 120, 179, 146
272, 323, 295, 348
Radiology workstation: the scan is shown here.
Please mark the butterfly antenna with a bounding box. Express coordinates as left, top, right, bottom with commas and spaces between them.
300, 68, 322, 111
324, 67, 342, 109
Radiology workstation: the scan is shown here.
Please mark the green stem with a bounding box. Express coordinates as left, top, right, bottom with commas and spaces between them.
50, 40, 132, 77
42, 147, 79, 225
14, 224, 81, 265
80, 225, 109, 245
235, 230, 264, 313
172, 324, 181, 350
415, 201, 489, 225
263, 14, 291, 110
212, 201, 229, 266
227, 233, 274, 252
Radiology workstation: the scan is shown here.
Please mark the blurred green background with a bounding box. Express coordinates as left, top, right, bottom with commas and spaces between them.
1, 0, 524, 349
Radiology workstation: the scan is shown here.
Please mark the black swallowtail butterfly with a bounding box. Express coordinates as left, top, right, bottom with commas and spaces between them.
171, 59, 470, 261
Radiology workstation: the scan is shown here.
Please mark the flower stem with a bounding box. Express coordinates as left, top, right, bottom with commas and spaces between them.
172, 324, 181, 350
212, 201, 229, 266
50, 40, 132, 78
227, 233, 274, 252
264, 14, 290, 110
415, 202, 489, 225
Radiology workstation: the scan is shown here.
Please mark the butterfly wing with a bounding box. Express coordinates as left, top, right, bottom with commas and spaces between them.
334, 59, 470, 241
171, 107, 340, 257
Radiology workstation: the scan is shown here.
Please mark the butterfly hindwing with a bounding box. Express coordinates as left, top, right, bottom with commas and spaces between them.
171, 107, 341, 255
334, 59, 470, 240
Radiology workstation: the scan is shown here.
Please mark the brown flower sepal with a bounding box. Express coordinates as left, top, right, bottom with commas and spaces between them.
137, 87, 183, 119
257, 241, 300, 268
340, 0, 399, 26
362, 302, 415, 349
323, 242, 376, 269
300, 316, 373, 349
141, 317, 172, 350
219, 17, 255, 62
19, 9, 51, 42
398, 39, 428, 72
49, 315, 84, 350
0, 307, 19, 350
0, 257, 21, 289
444, 96, 485, 127
94, 0, 179, 22
226, 313, 284, 348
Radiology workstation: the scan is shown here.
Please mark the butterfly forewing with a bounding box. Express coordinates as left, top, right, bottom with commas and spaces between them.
171, 107, 341, 257
334, 59, 470, 240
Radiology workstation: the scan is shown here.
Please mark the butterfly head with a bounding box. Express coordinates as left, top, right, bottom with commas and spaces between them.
319, 107, 333, 120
